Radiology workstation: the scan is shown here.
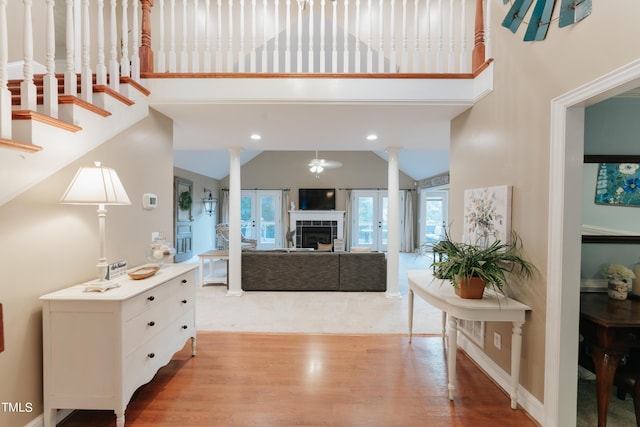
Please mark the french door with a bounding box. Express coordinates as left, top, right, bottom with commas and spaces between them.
241, 190, 282, 250
351, 190, 404, 252
419, 189, 448, 246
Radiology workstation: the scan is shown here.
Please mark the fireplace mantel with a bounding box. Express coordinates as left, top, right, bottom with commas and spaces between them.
289, 210, 345, 223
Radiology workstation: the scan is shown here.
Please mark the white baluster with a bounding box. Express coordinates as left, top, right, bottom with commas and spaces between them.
157, 0, 166, 72
262, 0, 267, 72
108, 0, 118, 91
121, 0, 131, 77
389, 0, 396, 72
354, 0, 360, 73
193, 0, 200, 72
273, 0, 280, 72
132, 0, 141, 80
250, 0, 256, 72
180, 0, 188, 72
44, 0, 58, 118
366, 0, 372, 72
331, 0, 337, 72
412, 0, 419, 72
424, 0, 431, 72
216, 0, 222, 71
0, 0, 11, 139
80, 0, 92, 103
239, 0, 245, 72
320, 0, 326, 72
448, 0, 455, 72
378, 0, 384, 72
227, 0, 233, 71
342, 0, 348, 72
459, 0, 467, 72
21, 0, 37, 110
296, 0, 303, 72
203, 0, 211, 71
308, 0, 314, 72
285, 0, 291, 72
95, 0, 107, 86
169, 0, 177, 72
436, 0, 443, 72
400, 0, 407, 72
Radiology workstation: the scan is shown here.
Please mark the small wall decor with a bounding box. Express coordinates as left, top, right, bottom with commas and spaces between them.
595, 163, 640, 207
502, 0, 592, 42
463, 185, 512, 247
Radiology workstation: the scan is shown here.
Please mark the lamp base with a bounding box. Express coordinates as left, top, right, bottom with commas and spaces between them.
83, 278, 120, 293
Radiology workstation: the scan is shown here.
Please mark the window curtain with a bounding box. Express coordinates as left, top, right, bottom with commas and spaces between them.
344, 189, 352, 251
401, 190, 415, 253
282, 189, 290, 247
219, 189, 229, 224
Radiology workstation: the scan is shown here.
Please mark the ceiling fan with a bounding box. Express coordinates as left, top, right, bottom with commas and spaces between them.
308, 151, 342, 176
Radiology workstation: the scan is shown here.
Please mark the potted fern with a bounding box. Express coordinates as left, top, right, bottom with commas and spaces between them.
427, 228, 534, 299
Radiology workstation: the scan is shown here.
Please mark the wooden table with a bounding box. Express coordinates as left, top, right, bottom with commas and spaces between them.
198, 250, 229, 287
580, 292, 640, 427
407, 270, 531, 409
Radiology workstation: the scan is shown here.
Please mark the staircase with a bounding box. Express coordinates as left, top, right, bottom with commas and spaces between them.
0, 72, 149, 206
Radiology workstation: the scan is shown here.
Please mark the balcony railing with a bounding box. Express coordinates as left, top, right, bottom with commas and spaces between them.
142, 0, 489, 75
0, 0, 489, 141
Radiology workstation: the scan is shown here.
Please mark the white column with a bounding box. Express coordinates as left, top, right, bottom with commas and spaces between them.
385, 147, 401, 298
227, 147, 244, 297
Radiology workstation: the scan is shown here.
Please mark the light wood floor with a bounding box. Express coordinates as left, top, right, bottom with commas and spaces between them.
60, 332, 539, 427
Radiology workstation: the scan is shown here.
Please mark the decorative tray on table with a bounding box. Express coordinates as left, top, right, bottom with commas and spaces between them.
128, 265, 160, 280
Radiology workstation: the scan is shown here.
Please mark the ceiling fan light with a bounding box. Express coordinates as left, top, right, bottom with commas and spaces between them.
317, 166, 324, 173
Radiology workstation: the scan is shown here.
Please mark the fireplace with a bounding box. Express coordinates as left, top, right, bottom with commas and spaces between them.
301, 226, 333, 249
289, 210, 345, 249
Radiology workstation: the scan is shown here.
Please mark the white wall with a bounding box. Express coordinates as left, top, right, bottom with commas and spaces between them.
0, 110, 174, 427
449, 0, 640, 404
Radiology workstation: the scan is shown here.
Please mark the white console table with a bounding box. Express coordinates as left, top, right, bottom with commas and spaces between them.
40, 263, 197, 427
407, 269, 530, 410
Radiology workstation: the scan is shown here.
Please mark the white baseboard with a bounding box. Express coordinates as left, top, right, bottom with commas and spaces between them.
457, 333, 544, 425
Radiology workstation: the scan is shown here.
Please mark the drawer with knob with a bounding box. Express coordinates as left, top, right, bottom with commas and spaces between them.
122, 271, 193, 321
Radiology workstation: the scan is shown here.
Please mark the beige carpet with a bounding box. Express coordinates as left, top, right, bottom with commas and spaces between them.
195, 252, 443, 335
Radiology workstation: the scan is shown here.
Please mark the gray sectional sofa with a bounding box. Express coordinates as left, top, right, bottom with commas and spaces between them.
241, 250, 386, 291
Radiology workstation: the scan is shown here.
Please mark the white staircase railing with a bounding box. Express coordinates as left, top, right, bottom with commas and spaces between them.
0, 0, 489, 142
0, 0, 146, 141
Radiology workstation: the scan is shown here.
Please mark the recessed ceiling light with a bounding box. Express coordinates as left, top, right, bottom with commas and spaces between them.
250, 133, 261, 140
366, 134, 378, 141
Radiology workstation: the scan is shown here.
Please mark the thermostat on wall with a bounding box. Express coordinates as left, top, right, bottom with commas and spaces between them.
142, 193, 158, 209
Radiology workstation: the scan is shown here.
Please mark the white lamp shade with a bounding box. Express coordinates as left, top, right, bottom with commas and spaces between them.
60, 162, 131, 205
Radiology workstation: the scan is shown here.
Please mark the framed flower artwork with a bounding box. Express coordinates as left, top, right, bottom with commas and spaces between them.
462, 185, 512, 247
595, 163, 640, 206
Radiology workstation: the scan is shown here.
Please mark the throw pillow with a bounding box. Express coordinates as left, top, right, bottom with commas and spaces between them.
317, 242, 333, 252
350, 246, 371, 253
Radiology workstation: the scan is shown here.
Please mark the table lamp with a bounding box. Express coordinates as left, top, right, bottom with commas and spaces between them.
61, 161, 131, 292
